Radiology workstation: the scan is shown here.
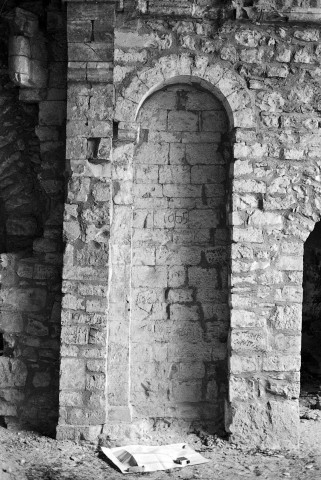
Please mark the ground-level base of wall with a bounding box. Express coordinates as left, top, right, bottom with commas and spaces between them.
57, 399, 300, 449
56, 418, 223, 446
102, 418, 223, 446
56, 424, 104, 443
226, 399, 300, 450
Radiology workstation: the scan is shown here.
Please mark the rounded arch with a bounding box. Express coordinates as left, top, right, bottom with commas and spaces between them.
115, 53, 256, 130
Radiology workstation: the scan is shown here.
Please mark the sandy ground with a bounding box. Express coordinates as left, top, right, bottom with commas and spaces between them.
1, 416, 321, 480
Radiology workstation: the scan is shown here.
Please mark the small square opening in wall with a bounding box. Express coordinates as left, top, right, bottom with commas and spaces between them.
113, 121, 119, 140
87, 138, 101, 160
0, 333, 4, 356
0, 416, 7, 428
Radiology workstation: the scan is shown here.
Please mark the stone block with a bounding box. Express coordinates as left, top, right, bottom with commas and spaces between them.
87, 360, 105, 373
185, 144, 223, 165
172, 380, 202, 403
39, 101, 66, 126
228, 399, 299, 449
273, 333, 301, 353
231, 329, 266, 351
68, 177, 91, 202
6, 217, 38, 237
60, 358, 86, 390
163, 184, 200, 198
230, 354, 261, 374
56, 425, 76, 441
156, 246, 200, 266
61, 344, 79, 357
27, 319, 48, 336
233, 227, 264, 243
188, 267, 219, 300
68, 407, 105, 425
169, 304, 200, 322
68, 2, 114, 21
148, 130, 181, 144
189, 210, 219, 229
61, 326, 89, 345
0, 312, 23, 333
0, 400, 17, 416
0, 359, 27, 387
1, 288, 47, 312
269, 304, 301, 331
167, 288, 193, 303
202, 110, 228, 132
263, 355, 300, 372
68, 42, 113, 62
135, 142, 169, 165
167, 342, 212, 362
88, 327, 106, 344
86, 373, 105, 391
229, 376, 257, 402
249, 211, 283, 227
168, 266, 186, 287
66, 137, 87, 159
276, 256, 303, 271
154, 209, 190, 229
131, 266, 167, 288
63, 221, 81, 242
283, 148, 305, 160
60, 391, 83, 407
133, 184, 163, 198
115, 31, 156, 49
191, 165, 226, 184
108, 406, 132, 423
275, 286, 302, 303
67, 20, 92, 43
167, 111, 199, 132
169, 143, 186, 165
132, 246, 156, 266
135, 165, 159, 184
159, 166, 191, 184
62, 294, 85, 311
33, 371, 51, 388
231, 310, 264, 328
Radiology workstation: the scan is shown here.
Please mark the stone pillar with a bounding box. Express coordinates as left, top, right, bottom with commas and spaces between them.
227, 136, 303, 449
57, 0, 115, 442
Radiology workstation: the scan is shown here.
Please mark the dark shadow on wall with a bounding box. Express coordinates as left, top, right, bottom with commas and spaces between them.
301, 221, 321, 399
0, 0, 66, 437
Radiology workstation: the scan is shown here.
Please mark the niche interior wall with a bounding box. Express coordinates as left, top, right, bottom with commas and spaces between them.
58, 0, 321, 449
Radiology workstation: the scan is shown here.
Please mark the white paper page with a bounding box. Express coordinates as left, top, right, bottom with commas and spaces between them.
101, 443, 209, 473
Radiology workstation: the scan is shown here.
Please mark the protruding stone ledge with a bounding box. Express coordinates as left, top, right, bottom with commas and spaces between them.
237, 6, 321, 23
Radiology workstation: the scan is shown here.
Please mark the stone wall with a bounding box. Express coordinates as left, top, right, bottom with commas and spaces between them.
57, 0, 321, 448
0, 0, 66, 435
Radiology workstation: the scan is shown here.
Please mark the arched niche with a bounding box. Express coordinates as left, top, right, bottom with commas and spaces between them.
108, 78, 233, 436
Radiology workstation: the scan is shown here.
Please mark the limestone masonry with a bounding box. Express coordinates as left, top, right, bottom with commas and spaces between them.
0, 0, 321, 449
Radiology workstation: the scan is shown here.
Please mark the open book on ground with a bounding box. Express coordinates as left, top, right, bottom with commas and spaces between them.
101, 443, 210, 473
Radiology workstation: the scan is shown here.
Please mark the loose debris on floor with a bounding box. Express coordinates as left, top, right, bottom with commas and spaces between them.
1, 418, 321, 480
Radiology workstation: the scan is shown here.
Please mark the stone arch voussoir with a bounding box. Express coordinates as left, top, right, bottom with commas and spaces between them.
114, 54, 256, 130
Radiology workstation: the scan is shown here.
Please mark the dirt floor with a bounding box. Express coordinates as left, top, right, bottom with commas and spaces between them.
1, 412, 321, 480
